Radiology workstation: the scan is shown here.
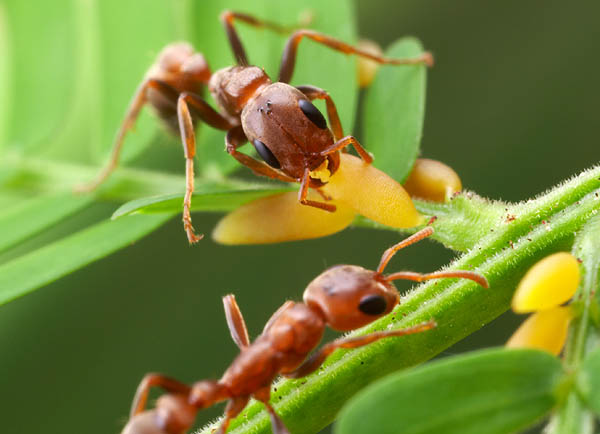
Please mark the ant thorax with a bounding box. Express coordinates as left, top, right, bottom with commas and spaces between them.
208, 65, 271, 118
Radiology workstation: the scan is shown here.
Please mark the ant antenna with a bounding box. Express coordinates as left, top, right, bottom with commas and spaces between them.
376, 227, 434, 274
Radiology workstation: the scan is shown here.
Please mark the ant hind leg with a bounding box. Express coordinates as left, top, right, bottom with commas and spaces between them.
215, 396, 250, 434
254, 387, 291, 434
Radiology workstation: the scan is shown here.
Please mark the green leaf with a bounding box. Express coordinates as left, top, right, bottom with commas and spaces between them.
335, 348, 564, 434
577, 347, 600, 416
2, 0, 76, 151
363, 38, 428, 182
0, 213, 171, 306
0, 193, 92, 254
112, 184, 294, 218
0, 4, 10, 148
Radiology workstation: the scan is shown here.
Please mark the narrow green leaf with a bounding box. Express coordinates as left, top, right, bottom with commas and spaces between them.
0, 213, 171, 306
0, 4, 10, 148
363, 38, 428, 182
112, 185, 294, 218
0, 193, 92, 254
2, 0, 75, 150
335, 348, 564, 434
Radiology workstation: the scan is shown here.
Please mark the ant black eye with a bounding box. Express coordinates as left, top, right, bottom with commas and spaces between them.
253, 139, 281, 169
358, 295, 387, 315
299, 99, 327, 129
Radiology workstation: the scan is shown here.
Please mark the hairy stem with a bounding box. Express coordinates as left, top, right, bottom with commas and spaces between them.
195, 167, 600, 434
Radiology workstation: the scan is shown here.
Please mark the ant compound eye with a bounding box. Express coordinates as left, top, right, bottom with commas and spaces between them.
253, 139, 281, 169
299, 99, 327, 129
358, 295, 387, 315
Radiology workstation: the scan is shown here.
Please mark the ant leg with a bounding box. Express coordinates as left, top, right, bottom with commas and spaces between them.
296, 85, 343, 140
319, 136, 373, 164
283, 321, 436, 379
262, 301, 295, 334
386, 270, 489, 288
377, 227, 434, 273
177, 92, 235, 244
75, 78, 169, 193
254, 387, 291, 434
225, 127, 297, 183
129, 373, 191, 418
298, 167, 336, 212
215, 396, 250, 434
223, 294, 250, 349
220, 11, 291, 66
279, 30, 433, 84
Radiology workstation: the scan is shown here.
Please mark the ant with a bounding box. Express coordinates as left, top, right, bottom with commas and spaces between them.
120, 227, 488, 434
77, 11, 433, 244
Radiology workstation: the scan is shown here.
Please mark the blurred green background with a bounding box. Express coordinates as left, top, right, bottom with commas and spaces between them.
0, 0, 598, 433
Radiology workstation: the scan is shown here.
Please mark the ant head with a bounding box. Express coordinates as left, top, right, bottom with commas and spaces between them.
241, 83, 334, 180
303, 265, 398, 331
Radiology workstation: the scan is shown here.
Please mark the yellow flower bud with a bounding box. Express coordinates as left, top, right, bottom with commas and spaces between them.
212, 191, 355, 245
402, 158, 462, 202
322, 153, 423, 228
506, 306, 572, 355
512, 252, 580, 313
357, 39, 383, 88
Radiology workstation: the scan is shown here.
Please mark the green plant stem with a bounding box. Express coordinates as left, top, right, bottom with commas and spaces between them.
195, 167, 600, 434
547, 215, 600, 434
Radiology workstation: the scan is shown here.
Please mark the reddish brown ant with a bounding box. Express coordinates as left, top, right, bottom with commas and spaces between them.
77, 11, 433, 244
120, 227, 488, 434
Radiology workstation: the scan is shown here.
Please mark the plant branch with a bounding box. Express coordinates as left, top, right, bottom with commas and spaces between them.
195, 166, 600, 434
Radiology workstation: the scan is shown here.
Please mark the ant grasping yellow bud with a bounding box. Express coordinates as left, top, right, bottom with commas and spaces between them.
357, 39, 384, 88
506, 306, 573, 356
403, 158, 463, 202
322, 153, 424, 228
212, 191, 356, 245
511, 252, 580, 313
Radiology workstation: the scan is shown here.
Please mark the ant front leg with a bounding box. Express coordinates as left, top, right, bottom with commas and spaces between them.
279, 30, 433, 84
129, 373, 191, 418
225, 127, 297, 183
296, 85, 344, 141
319, 136, 373, 164
299, 167, 336, 212
223, 294, 250, 349
283, 321, 436, 379
177, 91, 235, 244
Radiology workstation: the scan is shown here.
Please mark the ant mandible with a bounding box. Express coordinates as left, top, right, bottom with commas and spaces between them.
121, 227, 488, 434
77, 11, 433, 244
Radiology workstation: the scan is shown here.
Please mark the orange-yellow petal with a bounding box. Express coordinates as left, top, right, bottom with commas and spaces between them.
506, 306, 572, 355
357, 39, 383, 88
512, 252, 580, 313
212, 191, 355, 245
402, 158, 462, 202
322, 153, 423, 228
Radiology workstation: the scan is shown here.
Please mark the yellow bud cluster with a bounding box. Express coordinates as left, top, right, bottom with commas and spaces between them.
507, 252, 580, 355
